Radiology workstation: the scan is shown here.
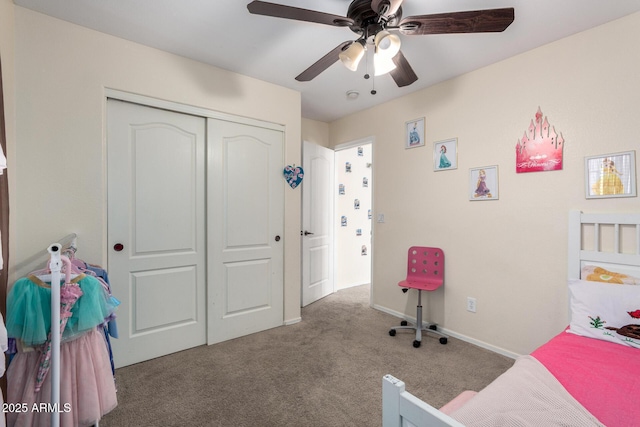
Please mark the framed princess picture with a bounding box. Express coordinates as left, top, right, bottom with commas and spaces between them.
405, 117, 425, 149
469, 166, 499, 201
585, 151, 636, 199
434, 138, 458, 171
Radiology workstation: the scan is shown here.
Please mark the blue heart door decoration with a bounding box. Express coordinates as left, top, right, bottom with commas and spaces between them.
283, 165, 304, 189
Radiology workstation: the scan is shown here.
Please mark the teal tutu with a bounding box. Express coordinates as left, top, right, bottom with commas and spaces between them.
7, 274, 118, 346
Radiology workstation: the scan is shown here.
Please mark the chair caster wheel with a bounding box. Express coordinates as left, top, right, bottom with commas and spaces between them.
389, 329, 396, 336
413, 340, 421, 348
439, 337, 448, 345
429, 324, 437, 331
400, 320, 408, 326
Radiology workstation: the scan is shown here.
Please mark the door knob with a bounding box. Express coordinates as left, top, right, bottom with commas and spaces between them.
113, 243, 124, 252
304, 231, 314, 236
275, 235, 281, 242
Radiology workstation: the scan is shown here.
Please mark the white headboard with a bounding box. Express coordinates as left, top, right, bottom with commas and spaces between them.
568, 210, 640, 280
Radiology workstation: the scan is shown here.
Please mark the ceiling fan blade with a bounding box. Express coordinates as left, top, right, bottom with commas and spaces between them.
399, 8, 514, 35
371, 0, 404, 19
389, 51, 418, 87
247, 1, 354, 27
295, 41, 352, 82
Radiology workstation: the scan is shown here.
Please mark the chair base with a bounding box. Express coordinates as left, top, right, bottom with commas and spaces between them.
389, 290, 448, 347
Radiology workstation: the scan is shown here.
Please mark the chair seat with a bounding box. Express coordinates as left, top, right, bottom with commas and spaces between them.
398, 279, 442, 292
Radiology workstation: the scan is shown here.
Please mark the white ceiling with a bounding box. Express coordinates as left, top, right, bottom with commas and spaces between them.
13, 0, 640, 122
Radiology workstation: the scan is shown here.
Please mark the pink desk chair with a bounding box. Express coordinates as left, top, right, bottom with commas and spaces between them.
389, 246, 448, 348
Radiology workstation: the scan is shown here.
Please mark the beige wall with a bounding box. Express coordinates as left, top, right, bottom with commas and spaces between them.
330, 12, 640, 356
9, 7, 302, 322
302, 118, 329, 148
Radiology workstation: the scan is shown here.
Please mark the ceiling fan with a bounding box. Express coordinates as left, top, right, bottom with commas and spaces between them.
247, 0, 514, 88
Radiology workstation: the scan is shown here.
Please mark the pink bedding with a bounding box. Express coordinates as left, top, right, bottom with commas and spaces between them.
532, 330, 640, 427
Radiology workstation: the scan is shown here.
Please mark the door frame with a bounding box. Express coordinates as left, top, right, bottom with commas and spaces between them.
104, 88, 286, 345
333, 137, 374, 306
300, 136, 375, 307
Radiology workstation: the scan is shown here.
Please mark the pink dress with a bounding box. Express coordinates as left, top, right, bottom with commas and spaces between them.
7, 329, 117, 427
6, 274, 118, 427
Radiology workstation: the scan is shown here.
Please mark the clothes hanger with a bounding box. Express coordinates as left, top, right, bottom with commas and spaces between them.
35, 254, 81, 283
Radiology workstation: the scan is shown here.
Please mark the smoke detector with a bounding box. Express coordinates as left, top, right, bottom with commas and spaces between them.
346, 90, 359, 100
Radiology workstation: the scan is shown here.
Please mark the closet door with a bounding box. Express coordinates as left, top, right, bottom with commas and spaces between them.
107, 99, 207, 368
208, 118, 284, 344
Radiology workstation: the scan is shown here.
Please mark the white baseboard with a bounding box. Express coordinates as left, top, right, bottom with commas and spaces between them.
336, 281, 370, 291
284, 317, 302, 326
374, 304, 520, 360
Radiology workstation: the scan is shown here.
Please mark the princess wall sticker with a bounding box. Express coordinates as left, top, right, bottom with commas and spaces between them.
592, 158, 623, 195
409, 123, 421, 146
439, 145, 452, 169
474, 169, 492, 198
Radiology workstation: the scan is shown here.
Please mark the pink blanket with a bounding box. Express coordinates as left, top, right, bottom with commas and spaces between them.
532, 330, 640, 427
449, 356, 603, 426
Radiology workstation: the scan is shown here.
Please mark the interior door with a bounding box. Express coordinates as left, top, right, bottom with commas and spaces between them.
301, 141, 335, 306
107, 99, 207, 368
208, 118, 284, 344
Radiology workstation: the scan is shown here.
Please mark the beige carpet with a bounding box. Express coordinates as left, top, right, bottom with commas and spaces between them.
100, 284, 513, 426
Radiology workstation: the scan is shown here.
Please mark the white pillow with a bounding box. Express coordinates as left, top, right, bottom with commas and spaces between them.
568, 279, 640, 349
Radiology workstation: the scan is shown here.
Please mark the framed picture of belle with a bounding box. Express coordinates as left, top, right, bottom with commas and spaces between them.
405, 117, 425, 149
585, 151, 636, 199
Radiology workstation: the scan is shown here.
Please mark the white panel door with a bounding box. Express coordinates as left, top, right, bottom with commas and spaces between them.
107, 99, 206, 367
208, 118, 284, 344
301, 141, 335, 306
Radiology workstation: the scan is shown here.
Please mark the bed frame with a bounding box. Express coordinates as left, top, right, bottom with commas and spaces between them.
382, 210, 640, 427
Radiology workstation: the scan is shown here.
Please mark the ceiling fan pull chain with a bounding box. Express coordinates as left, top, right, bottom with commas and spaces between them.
364, 44, 371, 81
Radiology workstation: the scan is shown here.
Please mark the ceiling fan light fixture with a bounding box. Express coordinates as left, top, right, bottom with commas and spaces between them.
339, 41, 365, 71
373, 53, 397, 76
374, 30, 401, 59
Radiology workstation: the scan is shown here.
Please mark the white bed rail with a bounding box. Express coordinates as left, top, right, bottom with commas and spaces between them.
382, 375, 464, 427
568, 211, 640, 280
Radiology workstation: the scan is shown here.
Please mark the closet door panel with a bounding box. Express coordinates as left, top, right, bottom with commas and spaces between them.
224, 137, 270, 247
131, 266, 198, 333
208, 119, 284, 344
132, 127, 198, 255
107, 99, 206, 368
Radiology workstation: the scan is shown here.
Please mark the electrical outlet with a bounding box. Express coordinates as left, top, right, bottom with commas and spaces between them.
467, 297, 477, 313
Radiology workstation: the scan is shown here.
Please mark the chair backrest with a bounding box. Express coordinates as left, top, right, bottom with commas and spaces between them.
405, 246, 444, 290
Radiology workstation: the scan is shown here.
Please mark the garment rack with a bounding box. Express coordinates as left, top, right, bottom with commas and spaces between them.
47, 243, 64, 427
46, 237, 100, 427
17, 234, 105, 426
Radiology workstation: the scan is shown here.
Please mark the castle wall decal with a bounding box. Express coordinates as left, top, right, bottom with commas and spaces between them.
515, 107, 565, 173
